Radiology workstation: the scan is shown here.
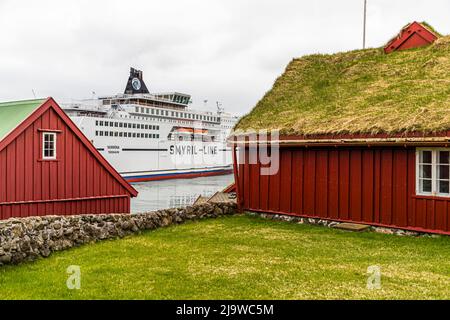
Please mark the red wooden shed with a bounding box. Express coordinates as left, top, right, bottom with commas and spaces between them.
384, 21, 438, 54
231, 25, 450, 235
0, 98, 138, 220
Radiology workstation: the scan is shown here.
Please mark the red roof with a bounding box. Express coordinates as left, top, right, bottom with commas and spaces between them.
384, 22, 438, 54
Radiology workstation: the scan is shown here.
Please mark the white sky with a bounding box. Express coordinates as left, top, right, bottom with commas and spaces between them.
0, 0, 449, 115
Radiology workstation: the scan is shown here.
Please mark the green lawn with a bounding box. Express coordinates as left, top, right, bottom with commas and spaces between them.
0, 215, 449, 300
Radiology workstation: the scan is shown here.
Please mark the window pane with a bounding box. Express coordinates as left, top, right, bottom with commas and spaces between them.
420, 164, 432, 179
438, 165, 449, 180
439, 151, 450, 164
438, 180, 450, 194
420, 151, 432, 163
420, 179, 432, 193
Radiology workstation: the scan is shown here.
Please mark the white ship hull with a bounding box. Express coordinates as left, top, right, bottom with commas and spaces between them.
70, 115, 234, 182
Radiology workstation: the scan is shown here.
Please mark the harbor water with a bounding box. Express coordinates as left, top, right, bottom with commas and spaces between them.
130, 174, 234, 213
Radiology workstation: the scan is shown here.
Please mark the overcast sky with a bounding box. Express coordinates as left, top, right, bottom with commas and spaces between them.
0, 0, 449, 115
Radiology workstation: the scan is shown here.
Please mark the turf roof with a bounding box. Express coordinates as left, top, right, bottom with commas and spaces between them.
0, 99, 45, 141
234, 33, 450, 136
421, 21, 443, 37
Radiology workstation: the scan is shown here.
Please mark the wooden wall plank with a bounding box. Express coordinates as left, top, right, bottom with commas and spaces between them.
280, 150, 292, 213
393, 150, 408, 227
290, 150, 303, 215
303, 149, 316, 215
328, 150, 339, 219
338, 150, 350, 220
380, 149, 393, 225
315, 150, 328, 217
361, 150, 374, 223
349, 150, 362, 221
407, 149, 416, 227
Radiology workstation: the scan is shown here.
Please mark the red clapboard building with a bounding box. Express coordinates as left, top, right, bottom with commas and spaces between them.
0, 98, 138, 220
231, 23, 450, 235
384, 21, 439, 54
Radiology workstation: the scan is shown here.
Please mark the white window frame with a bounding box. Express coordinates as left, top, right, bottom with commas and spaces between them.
42, 132, 57, 160
416, 148, 450, 197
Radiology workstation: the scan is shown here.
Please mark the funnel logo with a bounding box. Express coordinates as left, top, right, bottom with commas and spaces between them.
132, 78, 141, 91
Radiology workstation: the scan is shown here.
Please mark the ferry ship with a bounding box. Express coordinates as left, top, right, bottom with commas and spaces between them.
63, 68, 239, 182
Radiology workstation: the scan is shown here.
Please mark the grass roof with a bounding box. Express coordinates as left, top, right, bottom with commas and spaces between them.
421, 21, 443, 37
0, 99, 45, 141
234, 34, 450, 136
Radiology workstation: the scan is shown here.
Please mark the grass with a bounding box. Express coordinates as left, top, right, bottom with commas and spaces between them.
234, 34, 450, 136
0, 215, 449, 300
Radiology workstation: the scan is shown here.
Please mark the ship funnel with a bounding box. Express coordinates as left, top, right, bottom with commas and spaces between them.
124, 67, 150, 95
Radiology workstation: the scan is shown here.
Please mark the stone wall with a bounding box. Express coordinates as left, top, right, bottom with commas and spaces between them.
0, 202, 236, 266
251, 212, 441, 237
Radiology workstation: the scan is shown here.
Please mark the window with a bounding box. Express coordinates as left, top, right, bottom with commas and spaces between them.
42, 132, 56, 160
417, 149, 450, 196
438, 151, 450, 194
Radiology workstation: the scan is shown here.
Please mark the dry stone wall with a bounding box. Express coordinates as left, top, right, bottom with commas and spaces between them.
0, 202, 236, 266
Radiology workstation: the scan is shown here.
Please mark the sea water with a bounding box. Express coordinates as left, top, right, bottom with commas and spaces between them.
130, 174, 234, 213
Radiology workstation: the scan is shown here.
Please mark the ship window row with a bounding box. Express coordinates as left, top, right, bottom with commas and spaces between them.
96, 120, 159, 131
168, 134, 217, 142
95, 131, 160, 139
135, 107, 219, 122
